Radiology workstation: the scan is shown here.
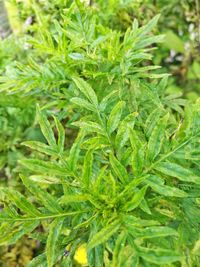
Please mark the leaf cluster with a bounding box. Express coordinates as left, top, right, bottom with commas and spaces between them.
0, 1, 200, 267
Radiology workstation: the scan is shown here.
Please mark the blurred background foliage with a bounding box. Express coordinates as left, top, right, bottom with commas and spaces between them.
0, 0, 200, 266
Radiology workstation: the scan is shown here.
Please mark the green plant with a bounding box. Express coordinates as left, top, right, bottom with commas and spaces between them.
0, 2, 200, 267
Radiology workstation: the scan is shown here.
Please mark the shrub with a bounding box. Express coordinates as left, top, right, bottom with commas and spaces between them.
0, 2, 200, 267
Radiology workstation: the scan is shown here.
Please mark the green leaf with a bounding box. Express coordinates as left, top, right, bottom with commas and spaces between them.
82, 150, 93, 187
112, 231, 127, 267
131, 147, 145, 176
109, 153, 129, 184
71, 97, 96, 112
155, 162, 200, 184
20, 175, 63, 213
53, 116, 65, 153
139, 14, 160, 36
29, 175, 60, 184
135, 34, 165, 49
145, 108, 164, 138
115, 112, 138, 149
123, 215, 160, 227
68, 130, 84, 171
27, 253, 47, 267
72, 77, 98, 106
107, 101, 125, 134
59, 194, 88, 204
130, 226, 177, 239
1, 188, 40, 217
0, 220, 39, 245
73, 121, 104, 135
22, 141, 58, 157
36, 105, 56, 147
46, 218, 64, 267
138, 246, 182, 265
139, 199, 151, 215
87, 220, 120, 249
147, 114, 169, 162
99, 90, 118, 111
147, 175, 187, 197
123, 186, 148, 211
20, 159, 70, 177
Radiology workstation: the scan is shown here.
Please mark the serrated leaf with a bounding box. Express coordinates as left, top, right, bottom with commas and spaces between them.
29, 175, 60, 184
59, 194, 88, 204
72, 77, 98, 106
139, 14, 160, 37
112, 231, 127, 267
36, 105, 56, 147
107, 101, 125, 134
73, 121, 104, 135
123, 186, 148, 211
147, 114, 169, 162
47, 218, 64, 267
131, 147, 145, 176
71, 97, 96, 112
147, 175, 187, 197
155, 162, 200, 184
123, 215, 160, 227
20, 159, 70, 177
139, 199, 151, 215
131, 226, 177, 239
115, 112, 138, 149
138, 247, 182, 264
2, 188, 40, 217
53, 116, 65, 153
99, 90, 118, 111
68, 130, 84, 171
135, 34, 165, 49
27, 253, 47, 267
87, 220, 120, 249
22, 141, 58, 157
20, 175, 62, 213
0, 220, 39, 245
82, 150, 93, 187
145, 108, 164, 138
109, 153, 129, 184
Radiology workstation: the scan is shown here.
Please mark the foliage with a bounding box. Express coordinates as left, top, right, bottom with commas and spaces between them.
0, 1, 200, 266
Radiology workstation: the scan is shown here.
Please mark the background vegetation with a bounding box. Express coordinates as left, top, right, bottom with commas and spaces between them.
0, 0, 200, 266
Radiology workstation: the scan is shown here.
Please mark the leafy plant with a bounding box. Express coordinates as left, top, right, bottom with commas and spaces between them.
0, 1, 200, 267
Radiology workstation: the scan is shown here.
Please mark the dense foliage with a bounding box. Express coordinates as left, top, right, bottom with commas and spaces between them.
0, 1, 200, 266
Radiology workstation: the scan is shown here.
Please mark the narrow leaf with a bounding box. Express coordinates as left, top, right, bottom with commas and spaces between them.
47, 218, 64, 267
155, 162, 200, 184
88, 220, 120, 249
147, 176, 187, 197
2, 189, 40, 217
107, 101, 125, 134
147, 114, 169, 162
109, 153, 129, 184
82, 150, 93, 187
124, 186, 148, 211
22, 141, 58, 157
20, 175, 62, 213
138, 247, 182, 265
73, 121, 104, 135
71, 97, 96, 112
72, 77, 98, 106
36, 105, 56, 147
53, 116, 65, 153
20, 159, 70, 177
